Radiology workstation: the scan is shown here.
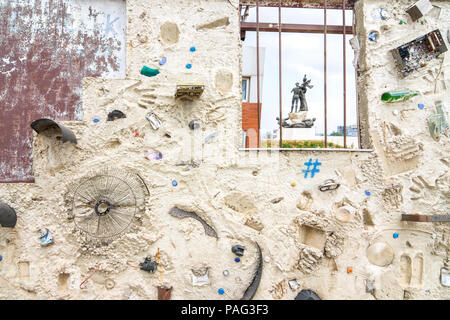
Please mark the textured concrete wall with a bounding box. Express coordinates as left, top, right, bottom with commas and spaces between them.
0, 0, 448, 300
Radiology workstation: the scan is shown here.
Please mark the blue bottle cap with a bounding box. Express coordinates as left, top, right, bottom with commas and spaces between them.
190, 46, 196, 52
186, 64, 192, 69
365, 190, 371, 196
172, 180, 178, 187
93, 118, 100, 123
235, 257, 240, 263
218, 288, 224, 295
393, 232, 399, 239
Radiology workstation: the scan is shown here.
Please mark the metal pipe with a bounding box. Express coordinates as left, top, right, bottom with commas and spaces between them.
324, 0, 328, 148
278, 1, 283, 148
256, 0, 261, 148
343, 0, 347, 148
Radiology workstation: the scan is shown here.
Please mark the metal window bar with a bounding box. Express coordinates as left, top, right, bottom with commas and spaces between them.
324, 0, 328, 148
256, 0, 261, 148
278, 0, 283, 148
343, 0, 347, 148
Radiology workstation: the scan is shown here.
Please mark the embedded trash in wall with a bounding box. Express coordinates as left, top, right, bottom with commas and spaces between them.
140, 257, 158, 273
107, 110, 126, 121
176, 160, 201, 171
288, 279, 300, 291
401, 214, 450, 222
140, 66, 160, 77
428, 100, 449, 141
191, 268, 210, 287
235, 257, 241, 263
145, 112, 162, 130
418, 103, 425, 110
381, 90, 419, 103
171, 180, 178, 187
319, 179, 340, 192
241, 242, 262, 300
168, 207, 218, 238
145, 149, 163, 160
80, 263, 101, 289
393, 232, 399, 239
159, 57, 167, 66
365, 280, 374, 293
39, 228, 54, 247
218, 288, 225, 295
366, 242, 394, 267
0, 201, 17, 228
223, 270, 230, 276
30, 118, 77, 144
175, 83, 205, 99
158, 286, 172, 300
205, 131, 219, 144
93, 118, 100, 123
294, 289, 321, 300
368, 31, 379, 42
335, 206, 355, 223
232, 245, 245, 257
105, 279, 115, 290
66, 168, 149, 243
372, 8, 389, 21
347, 267, 353, 274
406, 0, 433, 21
189, 120, 201, 130
186, 64, 192, 69
190, 46, 196, 52
441, 268, 450, 287
391, 29, 448, 77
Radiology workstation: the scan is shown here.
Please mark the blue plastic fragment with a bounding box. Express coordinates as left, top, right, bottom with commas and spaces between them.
365, 190, 371, 196
393, 232, 399, 239
172, 180, 178, 187
159, 57, 166, 65
418, 104, 424, 110
0, 255, 2, 261
235, 257, 240, 263
93, 118, 100, 123
186, 64, 192, 69
218, 288, 224, 295
190, 46, 196, 52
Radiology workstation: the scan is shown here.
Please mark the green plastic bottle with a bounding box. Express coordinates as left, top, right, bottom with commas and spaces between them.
381, 90, 419, 103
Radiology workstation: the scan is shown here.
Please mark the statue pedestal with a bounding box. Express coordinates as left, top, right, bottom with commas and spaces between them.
282, 127, 316, 141
289, 112, 307, 123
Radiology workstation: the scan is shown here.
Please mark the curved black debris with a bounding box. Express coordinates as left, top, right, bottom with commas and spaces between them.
294, 289, 321, 300
0, 201, 17, 228
241, 241, 263, 300
168, 207, 218, 238
107, 110, 126, 121
30, 118, 77, 144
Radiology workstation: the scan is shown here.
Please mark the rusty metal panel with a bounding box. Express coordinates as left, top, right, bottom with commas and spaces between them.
0, 0, 126, 183
240, 0, 355, 9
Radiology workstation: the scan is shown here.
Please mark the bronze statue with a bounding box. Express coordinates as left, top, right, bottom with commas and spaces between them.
291, 75, 313, 113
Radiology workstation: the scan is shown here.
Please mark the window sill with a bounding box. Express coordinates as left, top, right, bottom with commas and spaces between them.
239, 148, 373, 152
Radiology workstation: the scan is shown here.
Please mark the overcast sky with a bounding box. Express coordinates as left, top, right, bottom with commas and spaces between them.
243, 7, 357, 138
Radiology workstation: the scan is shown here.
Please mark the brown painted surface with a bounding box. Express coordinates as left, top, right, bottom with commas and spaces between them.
242, 102, 261, 148
0, 0, 124, 182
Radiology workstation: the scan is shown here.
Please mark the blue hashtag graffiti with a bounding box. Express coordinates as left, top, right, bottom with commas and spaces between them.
302, 158, 321, 178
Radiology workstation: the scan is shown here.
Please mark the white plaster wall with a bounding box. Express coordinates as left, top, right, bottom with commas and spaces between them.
0, 0, 448, 300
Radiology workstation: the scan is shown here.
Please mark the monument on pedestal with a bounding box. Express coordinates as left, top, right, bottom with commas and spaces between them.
276, 75, 316, 130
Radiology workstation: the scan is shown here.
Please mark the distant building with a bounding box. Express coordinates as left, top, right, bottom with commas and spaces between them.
242, 46, 265, 148
337, 125, 358, 137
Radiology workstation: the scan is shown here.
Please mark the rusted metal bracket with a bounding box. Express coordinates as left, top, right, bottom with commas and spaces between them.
401, 214, 450, 222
